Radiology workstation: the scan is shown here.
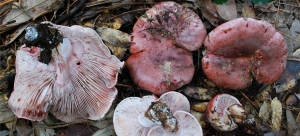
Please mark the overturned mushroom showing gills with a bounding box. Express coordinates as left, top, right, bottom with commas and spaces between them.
113, 91, 203, 136
206, 94, 246, 131
127, 1, 207, 95
202, 18, 288, 90
147, 111, 202, 136
9, 22, 124, 122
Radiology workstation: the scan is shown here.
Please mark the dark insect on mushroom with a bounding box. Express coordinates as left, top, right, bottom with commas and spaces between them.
9, 22, 123, 122
24, 23, 63, 64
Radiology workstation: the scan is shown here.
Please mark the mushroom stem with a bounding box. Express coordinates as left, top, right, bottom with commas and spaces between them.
145, 101, 179, 133
138, 114, 157, 127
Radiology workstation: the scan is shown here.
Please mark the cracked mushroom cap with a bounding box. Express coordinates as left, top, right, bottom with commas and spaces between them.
127, 1, 206, 95
202, 18, 288, 90
147, 111, 203, 136
113, 91, 190, 136
9, 23, 124, 122
206, 94, 246, 131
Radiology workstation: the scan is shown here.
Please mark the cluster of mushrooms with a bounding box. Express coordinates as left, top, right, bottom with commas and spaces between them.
8, 1, 288, 136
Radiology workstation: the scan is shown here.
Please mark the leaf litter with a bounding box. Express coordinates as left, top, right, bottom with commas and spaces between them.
0, 0, 300, 136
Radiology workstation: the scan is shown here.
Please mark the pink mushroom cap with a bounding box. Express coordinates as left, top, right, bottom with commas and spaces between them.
202, 18, 288, 90
9, 22, 124, 122
126, 41, 195, 95
127, 1, 207, 95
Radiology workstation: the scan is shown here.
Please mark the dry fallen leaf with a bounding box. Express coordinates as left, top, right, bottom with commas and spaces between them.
259, 101, 270, 122
190, 109, 208, 128
182, 86, 215, 100
15, 119, 32, 136
0, 94, 14, 124
36, 122, 57, 136
96, 27, 129, 59
286, 109, 300, 135
3, 24, 27, 46
274, 59, 300, 93
191, 102, 208, 112
214, 0, 237, 21
2, 0, 64, 31
197, 0, 223, 26
242, 2, 255, 19
290, 19, 300, 50
256, 84, 272, 101
96, 27, 130, 48
271, 97, 282, 132
92, 109, 114, 136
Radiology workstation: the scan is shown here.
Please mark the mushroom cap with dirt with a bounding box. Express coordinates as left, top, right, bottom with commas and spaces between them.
113, 91, 203, 136
206, 94, 246, 131
202, 18, 288, 90
8, 22, 124, 122
127, 1, 207, 95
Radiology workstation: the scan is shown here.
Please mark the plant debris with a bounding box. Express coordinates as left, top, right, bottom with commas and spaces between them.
0, 0, 300, 135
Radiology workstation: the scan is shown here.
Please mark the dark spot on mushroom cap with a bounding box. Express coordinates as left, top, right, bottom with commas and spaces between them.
222, 28, 232, 33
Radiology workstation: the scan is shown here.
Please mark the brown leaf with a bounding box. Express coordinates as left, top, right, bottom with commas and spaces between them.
214, 0, 237, 21
0, 94, 14, 124
274, 59, 300, 93
242, 2, 255, 19
96, 27, 130, 48
3, 24, 27, 46
290, 19, 300, 50
3, 0, 64, 27
286, 109, 300, 135
259, 101, 270, 122
191, 102, 208, 112
198, 0, 223, 26
271, 97, 282, 131
181, 86, 215, 100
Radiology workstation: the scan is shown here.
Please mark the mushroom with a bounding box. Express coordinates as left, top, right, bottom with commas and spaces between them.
202, 18, 288, 90
127, 1, 207, 95
206, 94, 246, 131
9, 22, 124, 122
147, 111, 203, 136
113, 91, 203, 136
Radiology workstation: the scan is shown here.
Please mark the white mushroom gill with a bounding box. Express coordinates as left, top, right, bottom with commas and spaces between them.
9, 23, 123, 122
114, 91, 203, 136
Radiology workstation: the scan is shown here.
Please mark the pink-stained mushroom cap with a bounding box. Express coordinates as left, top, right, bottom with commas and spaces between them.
202, 18, 288, 90
9, 22, 124, 122
206, 94, 246, 131
126, 43, 194, 95
9, 45, 55, 121
147, 111, 203, 136
127, 1, 207, 95
130, 1, 207, 53
113, 91, 196, 136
